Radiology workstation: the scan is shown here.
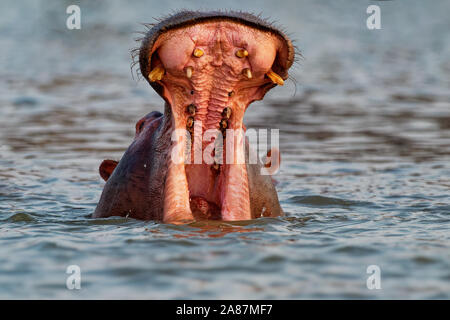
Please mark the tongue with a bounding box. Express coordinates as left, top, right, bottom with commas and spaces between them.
190, 196, 221, 220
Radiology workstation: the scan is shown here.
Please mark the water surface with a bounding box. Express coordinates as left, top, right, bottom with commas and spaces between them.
0, 0, 449, 299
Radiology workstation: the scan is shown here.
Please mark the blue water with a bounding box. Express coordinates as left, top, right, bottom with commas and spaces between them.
0, 0, 449, 299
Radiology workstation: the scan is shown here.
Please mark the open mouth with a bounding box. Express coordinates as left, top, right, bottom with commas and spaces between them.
138, 11, 294, 223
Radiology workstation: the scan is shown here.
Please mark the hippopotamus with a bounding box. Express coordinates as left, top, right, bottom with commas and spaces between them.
93, 10, 295, 224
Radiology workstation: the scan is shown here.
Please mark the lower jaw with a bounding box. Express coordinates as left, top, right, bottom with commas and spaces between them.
162, 121, 251, 223
187, 162, 251, 221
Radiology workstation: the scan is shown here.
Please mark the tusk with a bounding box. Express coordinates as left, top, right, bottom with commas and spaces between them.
266, 70, 284, 86
235, 49, 249, 58
148, 66, 165, 82
193, 48, 204, 58
186, 66, 193, 79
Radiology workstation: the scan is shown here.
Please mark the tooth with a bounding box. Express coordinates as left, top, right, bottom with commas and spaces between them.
193, 48, 204, 58
242, 68, 252, 79
220, 119, 228, 129
148, 66, 165, 82
222, 107, 232, 119
266, 70, 284, 86
235, 49, 248, 58
186, 66, 193, 79
186, 116, 194, 128
187, 104, 196, 116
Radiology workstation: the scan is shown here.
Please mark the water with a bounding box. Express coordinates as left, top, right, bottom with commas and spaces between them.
0, 0, 449, 299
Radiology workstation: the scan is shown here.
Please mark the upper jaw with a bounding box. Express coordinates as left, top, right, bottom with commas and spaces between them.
138, 11, 294, 98
149, 20, 289, 142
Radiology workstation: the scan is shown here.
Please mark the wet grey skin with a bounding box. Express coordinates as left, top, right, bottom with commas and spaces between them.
94, 10, 295, 221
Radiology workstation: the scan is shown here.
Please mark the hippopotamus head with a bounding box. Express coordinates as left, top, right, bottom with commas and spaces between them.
94, 10, 294, 224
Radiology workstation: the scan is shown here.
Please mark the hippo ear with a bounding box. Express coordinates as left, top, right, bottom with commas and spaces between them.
99, 160, 118, 181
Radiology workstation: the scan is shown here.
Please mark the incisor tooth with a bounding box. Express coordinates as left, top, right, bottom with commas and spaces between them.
220, 119, 228, 129
235, 49, 248, 58
242, 68, 252, 79
193, 48, 204, 58
186, 116, 194, 128
222, 107, 232, 119
186, 66, 193, 79
148, 66, 165, 82
266, 70, 284, 86
187, 104, 196, 116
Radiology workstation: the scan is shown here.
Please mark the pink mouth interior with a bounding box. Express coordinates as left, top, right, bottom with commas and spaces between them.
148, 20, 289, 223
